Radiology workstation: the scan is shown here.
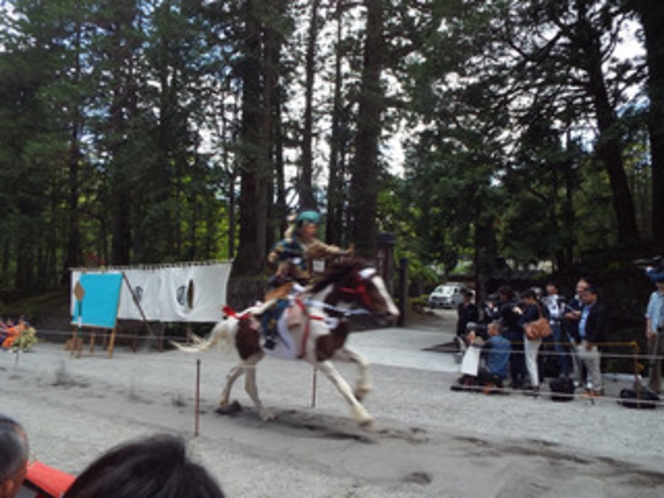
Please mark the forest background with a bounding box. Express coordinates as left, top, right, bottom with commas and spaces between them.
0, 0, 663, 309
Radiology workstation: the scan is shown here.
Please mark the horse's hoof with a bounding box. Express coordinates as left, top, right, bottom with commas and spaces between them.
260, 411, 276, 422
354, 387, 371, 402
358, 418, 376, 430
216, 400, 242, 415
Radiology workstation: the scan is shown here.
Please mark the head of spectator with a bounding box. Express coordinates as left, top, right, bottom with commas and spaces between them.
463, 290, 474, 302
653, 272, 664, 288
63, 434, 225, 498
0, 415, 30, 498
521, 288, 538, 305
545, 282, 559, 296
487, 321, 501, 337
575, 277, 592, 297
580, 285, 599, 305
497, 285, 512, 302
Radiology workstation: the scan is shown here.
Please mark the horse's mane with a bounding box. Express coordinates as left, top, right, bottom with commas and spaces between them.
309, 258, 369, 294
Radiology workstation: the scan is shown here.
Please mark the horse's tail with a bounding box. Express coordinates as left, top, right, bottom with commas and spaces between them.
170, 319, 236, 353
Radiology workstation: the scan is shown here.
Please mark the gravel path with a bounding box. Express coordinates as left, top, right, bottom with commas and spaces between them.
2, 315, 664, 497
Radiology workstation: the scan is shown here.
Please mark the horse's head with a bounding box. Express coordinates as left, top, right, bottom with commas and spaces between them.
310, 259, 400, 325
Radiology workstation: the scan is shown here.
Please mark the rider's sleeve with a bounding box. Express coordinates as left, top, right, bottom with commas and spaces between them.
306, 239, 344, 260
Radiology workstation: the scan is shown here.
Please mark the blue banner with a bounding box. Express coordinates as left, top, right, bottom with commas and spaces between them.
71, 273, 123, 329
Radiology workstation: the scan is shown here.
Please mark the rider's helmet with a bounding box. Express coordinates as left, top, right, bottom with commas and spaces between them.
295, 210, 321, 227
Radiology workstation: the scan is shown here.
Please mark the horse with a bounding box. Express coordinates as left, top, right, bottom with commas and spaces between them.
172, 259, 399, 426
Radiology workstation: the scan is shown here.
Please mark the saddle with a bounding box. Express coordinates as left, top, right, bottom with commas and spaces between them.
257, 297, 306, 351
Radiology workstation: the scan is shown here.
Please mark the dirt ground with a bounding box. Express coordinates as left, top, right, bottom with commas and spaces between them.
3, 313, 664, 498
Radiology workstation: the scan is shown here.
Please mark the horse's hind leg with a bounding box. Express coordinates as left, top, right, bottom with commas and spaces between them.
317, 360, 373, 427
334, 348, 372, 401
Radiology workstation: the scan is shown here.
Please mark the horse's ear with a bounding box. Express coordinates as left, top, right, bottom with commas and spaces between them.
359, 268, 376, 280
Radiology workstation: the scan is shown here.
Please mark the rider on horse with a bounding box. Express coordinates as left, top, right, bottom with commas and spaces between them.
262, 210, 351, 349
268, 210, 350, 288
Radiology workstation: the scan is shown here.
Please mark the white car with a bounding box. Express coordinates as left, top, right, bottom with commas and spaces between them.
428, 283, 469, 309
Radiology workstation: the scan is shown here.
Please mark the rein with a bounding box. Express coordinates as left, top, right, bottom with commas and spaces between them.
301, 298, 370, 317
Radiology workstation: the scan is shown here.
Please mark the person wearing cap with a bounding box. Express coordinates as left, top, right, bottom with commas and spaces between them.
645, 272, 664, 393
267, 210, 349, 286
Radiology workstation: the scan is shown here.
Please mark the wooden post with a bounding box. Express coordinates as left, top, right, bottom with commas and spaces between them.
107, 326, 117, 359
311, 366, 318, 408
397, 257, 408, 327
195, 359, 201, 437
73, 282, 86, 358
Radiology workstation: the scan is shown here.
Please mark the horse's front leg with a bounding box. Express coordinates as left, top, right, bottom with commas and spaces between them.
316, 360, 373, 427
333, 347, 372, 402
219, 363, 245, 409
242, 352, 275, 421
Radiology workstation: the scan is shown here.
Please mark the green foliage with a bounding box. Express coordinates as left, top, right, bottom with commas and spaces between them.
0, 0, 660, 296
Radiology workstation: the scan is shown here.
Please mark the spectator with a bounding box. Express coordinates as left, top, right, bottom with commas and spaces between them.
477, 321, 511, 388
0, 415, 30, 498
563, 277, 592, 385
645, 272, 664, 394
517, 289, 548, 394
645, 256, 664, 283
453, 321, 511, 392
63, 434, 225, 498
542, 282, 569, 376
487, 286, 527, 390
575, 286, 607, 397
456, 290, 479, 338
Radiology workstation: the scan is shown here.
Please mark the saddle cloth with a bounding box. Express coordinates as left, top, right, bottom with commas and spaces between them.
258, 299, 306, 360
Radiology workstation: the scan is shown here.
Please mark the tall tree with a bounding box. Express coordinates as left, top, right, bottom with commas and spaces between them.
233, 0, 268, 276
628, 0, 664, 241
349, 0, 385, 258
299, 0, 322, 210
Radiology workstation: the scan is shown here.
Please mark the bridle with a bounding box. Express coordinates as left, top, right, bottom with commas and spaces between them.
338, 268, 377, 311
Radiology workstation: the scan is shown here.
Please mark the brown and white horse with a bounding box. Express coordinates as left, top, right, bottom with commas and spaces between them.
172, 259, 399, 426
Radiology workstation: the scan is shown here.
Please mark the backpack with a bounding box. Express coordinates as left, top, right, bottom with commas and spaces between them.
618, 386, 660, 410
549, 376, 575, 402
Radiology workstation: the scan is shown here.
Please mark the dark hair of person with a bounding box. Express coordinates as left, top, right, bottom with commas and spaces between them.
0, 415, 29, 483
521, 289, 538, 300
497, 285, 512, 297
63, 434, 225, 498
585, 286, 598, 296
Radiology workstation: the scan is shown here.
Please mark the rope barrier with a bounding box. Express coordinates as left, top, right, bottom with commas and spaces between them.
3, 327, 662, 413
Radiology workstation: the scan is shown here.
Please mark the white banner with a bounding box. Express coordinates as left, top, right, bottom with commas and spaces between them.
118, 268, 162, 320
71, 262, 232, 323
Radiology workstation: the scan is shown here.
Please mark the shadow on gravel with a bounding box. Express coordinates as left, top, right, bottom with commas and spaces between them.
214, 402, 428, 445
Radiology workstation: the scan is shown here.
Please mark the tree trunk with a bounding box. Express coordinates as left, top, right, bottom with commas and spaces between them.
299, 0, 321, 210
233, 0, 266, 276
349, 0, 384, 258
326, 5, 346, 246
578, 7, 640, 244
637, 1, 664, 241
107, 2, 139, 265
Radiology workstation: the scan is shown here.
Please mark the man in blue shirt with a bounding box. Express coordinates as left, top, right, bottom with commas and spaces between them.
454, 321, 511, 392
645, 274, 664, 394
575, 286, 607, 397
479, 321, 512, 387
